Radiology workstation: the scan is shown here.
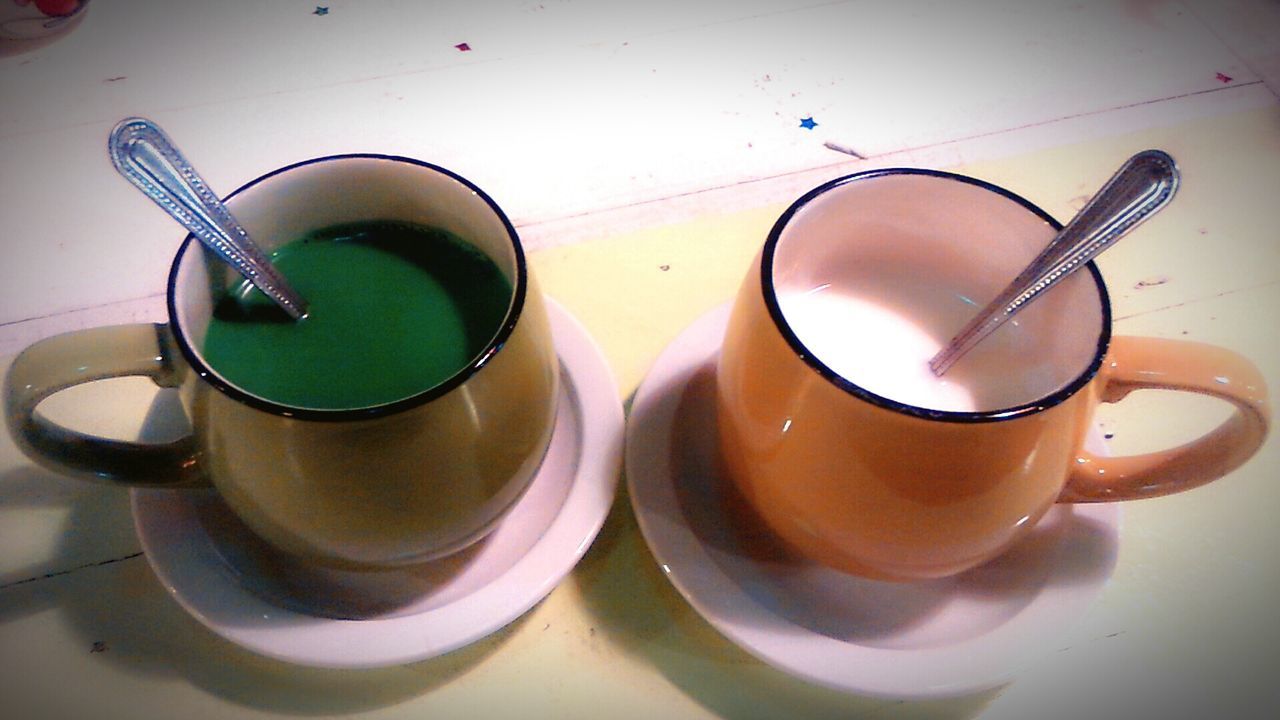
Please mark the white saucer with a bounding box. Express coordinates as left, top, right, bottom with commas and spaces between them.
626, 303, 1121, 699
131, 299, 623, 669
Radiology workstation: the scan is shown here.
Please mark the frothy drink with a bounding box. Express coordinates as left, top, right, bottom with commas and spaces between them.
778, 286, 977, 412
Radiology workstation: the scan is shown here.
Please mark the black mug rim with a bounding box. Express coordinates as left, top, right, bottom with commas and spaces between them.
165, 153, 529, 422
759, 167, 1113, 424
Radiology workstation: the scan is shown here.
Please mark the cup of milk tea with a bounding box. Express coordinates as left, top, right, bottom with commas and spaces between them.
715, 168, 1270, 582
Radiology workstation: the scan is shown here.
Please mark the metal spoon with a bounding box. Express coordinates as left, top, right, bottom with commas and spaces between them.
108, 117, 308, 320
928, 149, 1179, 376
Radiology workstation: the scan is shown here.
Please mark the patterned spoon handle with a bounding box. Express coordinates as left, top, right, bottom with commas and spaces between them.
108, 117, 308, 320
929, 149, 1179, 376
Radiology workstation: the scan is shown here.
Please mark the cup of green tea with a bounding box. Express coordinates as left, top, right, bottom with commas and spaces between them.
3, 155, 560, 568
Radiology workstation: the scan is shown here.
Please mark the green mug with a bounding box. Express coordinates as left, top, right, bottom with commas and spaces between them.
4, 155, 560, 568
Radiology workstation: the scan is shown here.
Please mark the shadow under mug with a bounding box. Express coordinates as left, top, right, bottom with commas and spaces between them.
716, 168, 1270, 582
4, 155, 560, 569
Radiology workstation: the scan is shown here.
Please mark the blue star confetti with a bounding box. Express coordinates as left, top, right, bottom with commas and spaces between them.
799, 116, 818, 130
314, 6, 329, 16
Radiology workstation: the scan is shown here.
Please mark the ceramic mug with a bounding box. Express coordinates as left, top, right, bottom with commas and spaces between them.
716, 168, 1270, 582
4, 155, 560, 568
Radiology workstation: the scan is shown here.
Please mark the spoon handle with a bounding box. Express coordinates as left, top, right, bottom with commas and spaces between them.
108, 117, 308, 320
928, 149, 1179, 376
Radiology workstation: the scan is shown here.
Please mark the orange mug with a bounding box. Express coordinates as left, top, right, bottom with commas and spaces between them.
716, 168, 1270, 582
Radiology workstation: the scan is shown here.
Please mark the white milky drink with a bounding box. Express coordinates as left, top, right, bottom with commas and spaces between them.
777, 285, 978, 412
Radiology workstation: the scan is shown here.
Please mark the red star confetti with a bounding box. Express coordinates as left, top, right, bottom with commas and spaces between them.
1216, 72, 1233, 83
455, 42, 472, 52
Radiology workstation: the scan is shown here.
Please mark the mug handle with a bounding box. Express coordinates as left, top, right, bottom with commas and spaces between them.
3, 323, 205, 487
1061, 336, 1270, 502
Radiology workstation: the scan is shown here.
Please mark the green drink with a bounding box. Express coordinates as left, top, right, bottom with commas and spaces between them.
202, 220, 512, 410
